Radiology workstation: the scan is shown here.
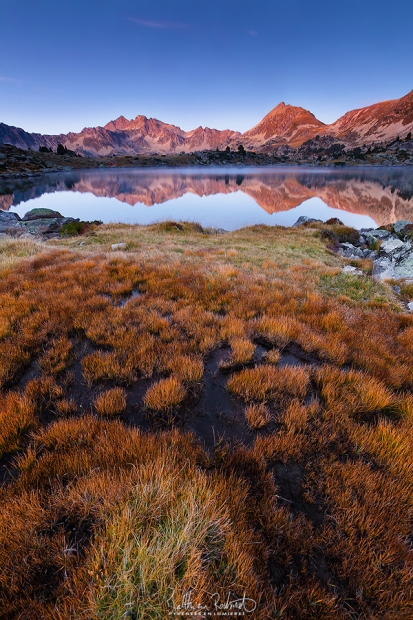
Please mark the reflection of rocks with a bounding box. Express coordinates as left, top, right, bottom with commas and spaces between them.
0, 194, 13, 210
2, 168, 413, 225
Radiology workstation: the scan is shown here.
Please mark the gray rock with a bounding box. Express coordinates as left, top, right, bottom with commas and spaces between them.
339, 243, 364, 258
364, 229, 391, 241
392, 285, 401, 295
373, 251, 413, 281
342, 265, 363, 275
111, 242, 127, 251
0, 211, 21, 223
0, 211, 21, 233
208, 228, 228, 235
380, 237, 407, 256
22, 208, 64, 221
408, 302, 413, 312
393, 220, 413, 234
292, 216, 323, 227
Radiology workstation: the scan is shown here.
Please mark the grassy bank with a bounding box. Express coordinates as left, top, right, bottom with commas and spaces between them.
0, 222, 412, 619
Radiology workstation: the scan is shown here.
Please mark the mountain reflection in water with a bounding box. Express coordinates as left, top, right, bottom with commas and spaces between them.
1, 166, 413, 229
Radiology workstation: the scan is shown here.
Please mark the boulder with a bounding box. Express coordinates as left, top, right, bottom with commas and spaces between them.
342, 265, 363, 275
379, 238, 408, 256
292, 216, 323, 227
362, 248, 378, 258
22, 208, 64, 221
408, 302, 413, 312
0, 211, 21, 222
393, 220, 413, 235
363, 229, 391, 241
0, 211, 21, 232
373, 252, 413, 281
339, 243, 364, 258
111, 242, 127, 251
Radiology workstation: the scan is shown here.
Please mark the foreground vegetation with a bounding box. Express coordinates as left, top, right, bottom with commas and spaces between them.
0, 221, 412, 619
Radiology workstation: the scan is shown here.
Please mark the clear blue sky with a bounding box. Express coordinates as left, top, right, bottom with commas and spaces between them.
1, 0, 412, 134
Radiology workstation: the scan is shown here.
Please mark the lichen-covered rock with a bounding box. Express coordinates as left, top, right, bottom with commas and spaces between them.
0, 211, 21, 232
339, 242, 364, 258
393, 220, 413, 235
379, 238, 408, 256
22, 208, 64, 221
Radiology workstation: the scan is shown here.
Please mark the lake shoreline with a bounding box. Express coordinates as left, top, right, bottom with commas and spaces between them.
1, 141, 413, 183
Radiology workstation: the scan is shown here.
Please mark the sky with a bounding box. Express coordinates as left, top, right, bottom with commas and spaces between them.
1, 0, 412, 135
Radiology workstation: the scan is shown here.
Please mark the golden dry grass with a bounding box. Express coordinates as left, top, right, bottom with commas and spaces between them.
244, 403, 271, 429
0, 225, 412, 618
143, 377, 186, 412
93, 388, 127, 417
0, 392, 37, 458
228, 364, 310, 402
262, 348, 281, 364
168, 354, 204, 383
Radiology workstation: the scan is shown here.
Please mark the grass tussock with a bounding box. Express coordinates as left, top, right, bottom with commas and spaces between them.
144, 377, 186, 412
245, 403, 271, 429
168, 354, 204, 383
262, 348, 281, 364
94, 388, 127, 417
0, 392, 37, 458
228, 364, 309, 402
315, 366, 398, 418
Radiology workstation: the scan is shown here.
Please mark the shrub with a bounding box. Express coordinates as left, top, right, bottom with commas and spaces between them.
59, 221, 87, 237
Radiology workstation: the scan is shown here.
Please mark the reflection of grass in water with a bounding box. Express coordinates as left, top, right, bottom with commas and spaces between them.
0, 222, 412, 618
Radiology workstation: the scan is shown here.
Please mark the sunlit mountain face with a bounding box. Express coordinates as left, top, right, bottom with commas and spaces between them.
1, 90, 413, 156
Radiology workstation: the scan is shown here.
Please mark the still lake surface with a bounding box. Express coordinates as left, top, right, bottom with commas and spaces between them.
1, 166, 413, 230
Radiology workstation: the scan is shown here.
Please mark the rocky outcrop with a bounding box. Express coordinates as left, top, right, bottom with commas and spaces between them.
0, 208, 82, 239
335, 220, 413, 281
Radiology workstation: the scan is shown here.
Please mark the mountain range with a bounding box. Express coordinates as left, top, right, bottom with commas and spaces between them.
1, 90, 412, 157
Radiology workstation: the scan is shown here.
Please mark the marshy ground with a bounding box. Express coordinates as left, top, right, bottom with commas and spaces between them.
0, 220, 412, 619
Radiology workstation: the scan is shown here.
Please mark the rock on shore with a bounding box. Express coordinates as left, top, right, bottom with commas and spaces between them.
0, 208, 80, 239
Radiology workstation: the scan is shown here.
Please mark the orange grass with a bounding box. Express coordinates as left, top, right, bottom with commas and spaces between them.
143, 377, 186, 411
168, 354, 204, 383
245, 403, 271, 429
0, 392, 37, 458
227, 364, 310, 402
262, 348, 281, 364
93, 388, 127, 417
0, 235, 412, 618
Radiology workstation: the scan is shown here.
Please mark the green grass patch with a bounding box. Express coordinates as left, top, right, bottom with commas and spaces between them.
319, 272, 394, 306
